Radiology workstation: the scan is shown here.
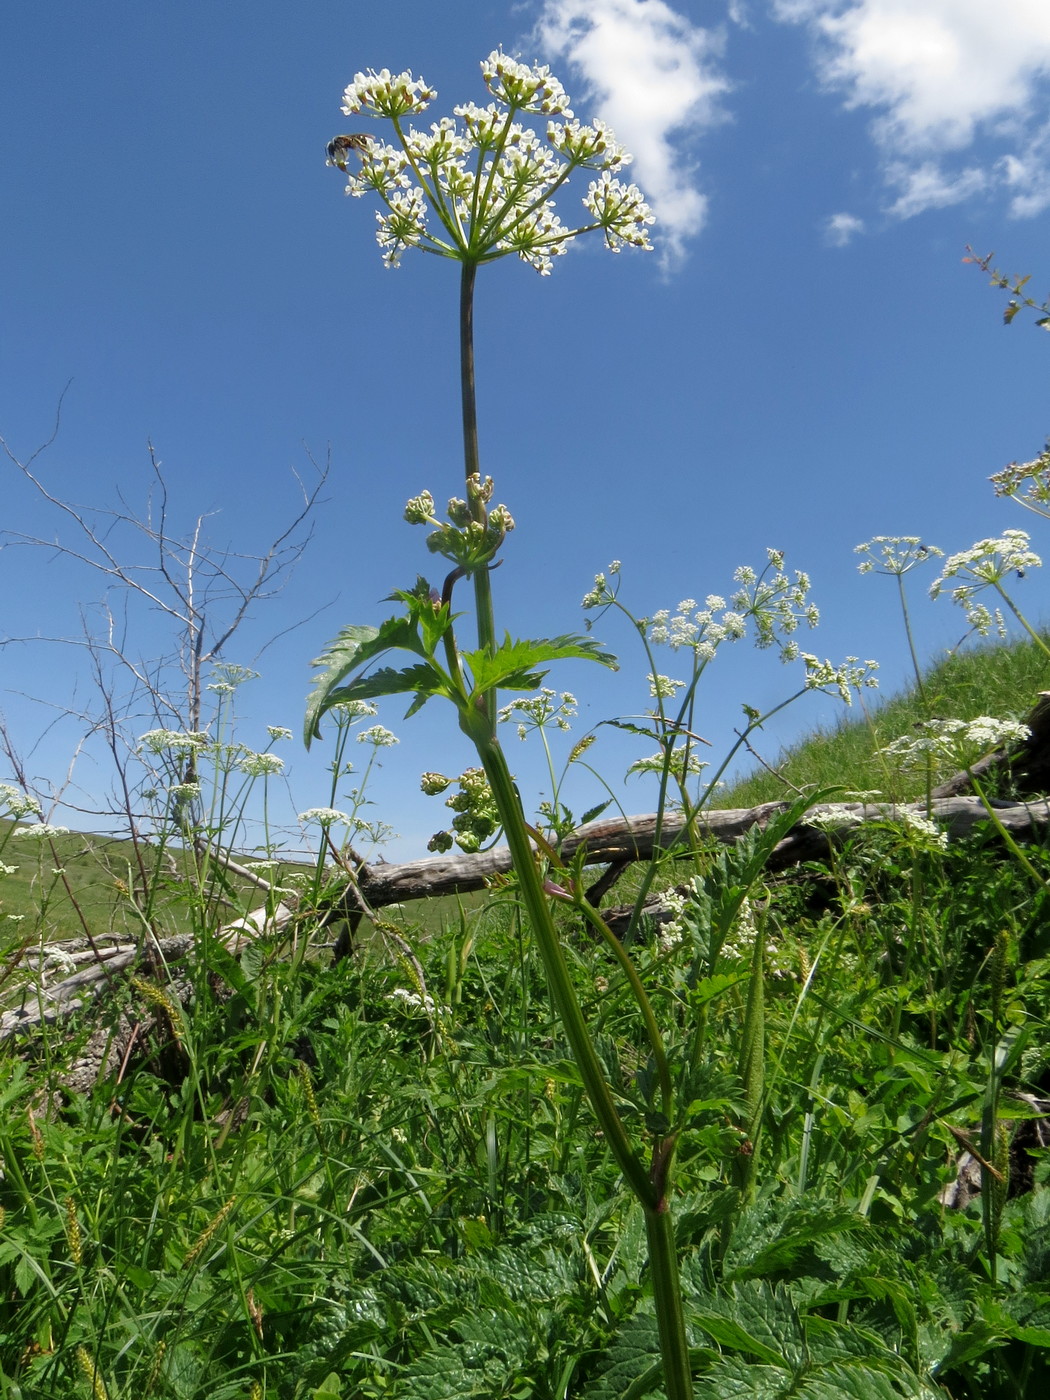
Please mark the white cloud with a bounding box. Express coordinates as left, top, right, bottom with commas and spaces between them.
774, 0, 1050, 219
1000, 122, 1050, 217
824, 211, 865, 245
884, 161, 988, 219
535, 0, 732, 268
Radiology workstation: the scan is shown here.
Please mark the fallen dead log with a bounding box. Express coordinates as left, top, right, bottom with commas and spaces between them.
932, 690, 1050, 798
347, 794, 1050, 907
5, 793, 1048, 1049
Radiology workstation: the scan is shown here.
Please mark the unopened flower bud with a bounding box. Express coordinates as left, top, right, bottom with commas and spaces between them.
404, 491, 436, 524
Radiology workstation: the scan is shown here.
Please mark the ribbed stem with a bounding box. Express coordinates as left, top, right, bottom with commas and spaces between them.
468, 728, 693, 1396
645, 1207, 694, 1400
459, 261, 497, 737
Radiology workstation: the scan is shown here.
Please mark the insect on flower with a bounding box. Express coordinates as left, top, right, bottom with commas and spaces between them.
326, 132, 373, 169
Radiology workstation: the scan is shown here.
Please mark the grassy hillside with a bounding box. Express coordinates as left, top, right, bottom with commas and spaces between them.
3, 634, 1049, 944
718, 632, 1050, 809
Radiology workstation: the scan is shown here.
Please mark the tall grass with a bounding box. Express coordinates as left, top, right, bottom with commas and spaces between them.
718, 631, 1050, 808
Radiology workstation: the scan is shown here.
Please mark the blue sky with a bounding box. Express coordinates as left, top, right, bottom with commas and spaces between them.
2, 0, 1050, 859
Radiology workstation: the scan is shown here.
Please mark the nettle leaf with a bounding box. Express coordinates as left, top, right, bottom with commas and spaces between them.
464, 634, 617, 695
321, 664, 446, 707
577, 1312, 661, 1398
389, 576, 457, 655
305, 615, 433, 743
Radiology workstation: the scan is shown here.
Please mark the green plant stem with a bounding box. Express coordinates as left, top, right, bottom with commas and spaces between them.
644, 1206, 694, 1400
468, 726, 694, 1397
471, 728, 653, 1203
897, 573, 935, 813
459, 261, 497, 738
993, 579, 1050, 660
573, 892, 673, 1117
968, 768, 1047, 886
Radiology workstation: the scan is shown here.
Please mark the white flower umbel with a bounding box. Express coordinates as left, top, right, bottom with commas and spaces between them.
13, 823, 70, 840
626, 549, 821, 665
989, 441, 1050, 520
801, 655, 880, 706
297, 807, 353, 826
855, 536, 943, 576
880, 716, 1030, 771
930, 530, 1042, 638
648, 674, 686, 700
628, 745, 708, 781
498, 688, 577, 739
329, 50, 653, 273
0, 784, 41, 819
138, 729, 211, 756
236, 751, 285, 777
356, 725, 399, 747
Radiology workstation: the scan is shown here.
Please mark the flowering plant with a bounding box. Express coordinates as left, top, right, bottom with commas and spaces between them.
328, 51, 653, 272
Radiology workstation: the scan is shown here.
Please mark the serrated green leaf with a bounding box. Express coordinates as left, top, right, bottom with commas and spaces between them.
580, 800, 612, 826
689, 1282, 804, 1368
464, 634, 617, 694
577, 1313, 662, 1399
320, 663, 447, 707
305, 616, 437, 742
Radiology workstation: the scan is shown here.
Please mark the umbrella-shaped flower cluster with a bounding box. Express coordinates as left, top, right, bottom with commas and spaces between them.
329, 50, 654, 272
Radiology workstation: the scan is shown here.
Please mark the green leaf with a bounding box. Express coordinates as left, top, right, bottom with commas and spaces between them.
389, 576, 457, 655
689, 1281, 804, 1369
464, 634, 617, 695
305, 615, 432, 743
320, 663, 449, 708
577, 1313, 662, 1398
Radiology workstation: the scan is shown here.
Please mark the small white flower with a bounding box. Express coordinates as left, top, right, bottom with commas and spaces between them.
139, 729, 210, 756
237, 751, 285, 777
802, 655, 879, 705
342, 67, 437, 119
627, 745, 708, 780
168, 782, 201, 806
931, 530, 1041, 596
0, 784, 41, 819
329, 700, 378, 721
648, 674, 686, 699
389, 986, 438, 1017
880, 716, 1029, 769
298, 807, 352, 826
897, 811, 949, 850
267, 726, 293, 742
357, 725, 399, 747
44, 948, 77, 976
13, 823, 69, 840
498, 689, 577, 736
855, 537, 943, 576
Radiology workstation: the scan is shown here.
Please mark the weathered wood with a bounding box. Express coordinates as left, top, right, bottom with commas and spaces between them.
932, 691, 1050, 798
5, 794, 1049, 1050
347, 795, 1050, 908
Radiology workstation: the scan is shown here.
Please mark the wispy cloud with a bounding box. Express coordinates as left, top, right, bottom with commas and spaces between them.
535, 0, 732, 269
824, 211, 865, 246
774, 0, 1050, 218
